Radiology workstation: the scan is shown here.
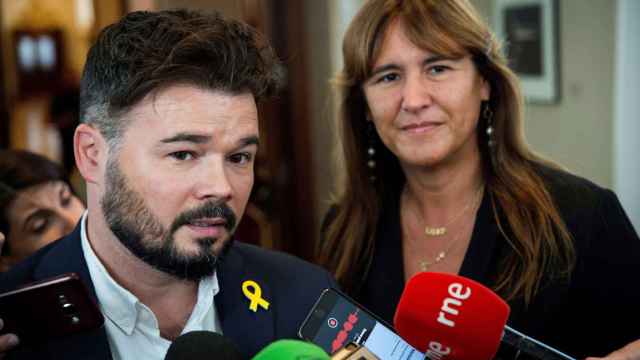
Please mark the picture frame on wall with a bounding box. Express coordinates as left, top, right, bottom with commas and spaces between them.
494, 0, 560, 104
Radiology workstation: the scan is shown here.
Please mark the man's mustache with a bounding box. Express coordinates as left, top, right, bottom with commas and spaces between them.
170, 201, 237, 234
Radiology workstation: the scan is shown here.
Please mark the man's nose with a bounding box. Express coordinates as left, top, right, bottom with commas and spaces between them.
194, 159, 233, 203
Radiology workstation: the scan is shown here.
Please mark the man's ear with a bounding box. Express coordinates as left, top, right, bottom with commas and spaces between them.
74, 124, 108, 184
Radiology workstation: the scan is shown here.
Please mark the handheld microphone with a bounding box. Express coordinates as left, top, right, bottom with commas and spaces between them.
164, 331, 243, 360
251, 339, 330, 359
393, 272, 576, 360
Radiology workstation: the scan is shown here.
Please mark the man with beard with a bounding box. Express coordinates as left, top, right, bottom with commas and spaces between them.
0, 9, 336, 359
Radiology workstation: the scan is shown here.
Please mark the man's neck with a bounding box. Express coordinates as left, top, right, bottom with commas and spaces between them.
84, 207, 199, 338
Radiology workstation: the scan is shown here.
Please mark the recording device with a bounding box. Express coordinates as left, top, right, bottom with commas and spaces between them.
251, 339, 329, 359
164, 331, 242, 360
330, 341, 379, 360
394, 272, 576, 360
0, 273, 104, 345
298, 288, 424, 360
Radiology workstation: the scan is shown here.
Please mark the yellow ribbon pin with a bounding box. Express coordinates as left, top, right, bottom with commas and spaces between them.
242, 280, 270, 312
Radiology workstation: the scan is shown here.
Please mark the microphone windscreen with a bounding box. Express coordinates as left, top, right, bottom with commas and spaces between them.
165, 331, 243, 360
252, 339, 330, 359
393, 272, 509, 360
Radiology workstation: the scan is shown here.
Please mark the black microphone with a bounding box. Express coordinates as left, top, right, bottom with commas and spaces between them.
164, 331, 243, 360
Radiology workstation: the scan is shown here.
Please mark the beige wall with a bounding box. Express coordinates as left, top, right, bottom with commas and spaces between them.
304, 0, 333, 226
306, 0, 364, 228
472, 0, 616, 188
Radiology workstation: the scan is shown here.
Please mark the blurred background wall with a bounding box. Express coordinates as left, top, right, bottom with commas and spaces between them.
1, 0, 638, 260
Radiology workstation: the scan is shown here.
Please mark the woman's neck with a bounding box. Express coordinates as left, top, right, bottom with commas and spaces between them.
401, 153, 484, 224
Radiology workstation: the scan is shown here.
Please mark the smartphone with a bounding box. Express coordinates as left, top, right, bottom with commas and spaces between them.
298, 288, 424, 360
0, 273, 104, 345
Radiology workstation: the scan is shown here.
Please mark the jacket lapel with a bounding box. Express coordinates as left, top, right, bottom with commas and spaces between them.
216, 244, 274, 357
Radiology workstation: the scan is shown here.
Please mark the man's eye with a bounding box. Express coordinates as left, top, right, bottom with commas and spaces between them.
428, 65, 450, 75
229, 152, 253, 165
169, 151, 195, 161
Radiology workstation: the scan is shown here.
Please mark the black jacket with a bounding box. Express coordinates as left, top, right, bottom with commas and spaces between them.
0, 223, 337, 359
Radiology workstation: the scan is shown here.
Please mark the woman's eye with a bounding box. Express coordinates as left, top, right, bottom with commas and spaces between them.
169, 151, 195, 161
377, 73, 399, 83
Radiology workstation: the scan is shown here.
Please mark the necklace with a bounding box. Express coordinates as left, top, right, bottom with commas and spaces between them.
416, 186, 484, 271
423, 185, 484, 236
418, 230, 463, 271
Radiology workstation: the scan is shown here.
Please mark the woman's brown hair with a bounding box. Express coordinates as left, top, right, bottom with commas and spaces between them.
317, 0, 574, 305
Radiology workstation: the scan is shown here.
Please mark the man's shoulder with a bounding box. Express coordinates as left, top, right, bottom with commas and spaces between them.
226, 241, 337, 297
230, 242, 332, 283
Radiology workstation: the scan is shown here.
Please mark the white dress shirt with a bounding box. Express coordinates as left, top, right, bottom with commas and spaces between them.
79, 212, 221, 360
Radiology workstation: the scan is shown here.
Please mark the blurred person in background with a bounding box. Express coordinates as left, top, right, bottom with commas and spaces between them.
318, 0, 640, 358
0, 149, 84, 272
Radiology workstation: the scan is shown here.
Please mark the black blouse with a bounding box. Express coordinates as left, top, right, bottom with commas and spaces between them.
347, 166, 640, 358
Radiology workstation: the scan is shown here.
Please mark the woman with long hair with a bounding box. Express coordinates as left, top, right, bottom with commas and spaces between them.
317, 0, 640, 357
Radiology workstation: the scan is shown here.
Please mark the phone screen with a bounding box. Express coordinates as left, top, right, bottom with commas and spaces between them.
299, 288, 424, 360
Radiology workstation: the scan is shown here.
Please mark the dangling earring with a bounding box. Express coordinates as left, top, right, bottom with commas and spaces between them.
366, 120, 377, 183
483, 102, 497, 169
483, 103, 495, 148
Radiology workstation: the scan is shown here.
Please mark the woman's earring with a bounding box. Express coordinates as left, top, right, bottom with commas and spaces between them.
483, 103, 497, 169
484, 103, 495, 148
366, 120, 376, 183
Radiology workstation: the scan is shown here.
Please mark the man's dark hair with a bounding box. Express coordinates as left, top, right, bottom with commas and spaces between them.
79, 9, 284, 145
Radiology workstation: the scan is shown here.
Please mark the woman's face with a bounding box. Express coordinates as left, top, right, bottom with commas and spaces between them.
2, 181, 84, 268
362, 19, 490, 171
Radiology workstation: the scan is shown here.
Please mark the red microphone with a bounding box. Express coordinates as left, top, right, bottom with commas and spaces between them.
394, 272, 576, 360
393, 272, 509, 360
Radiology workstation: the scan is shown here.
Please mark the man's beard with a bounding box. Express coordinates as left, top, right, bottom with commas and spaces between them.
100, 157, 236, 281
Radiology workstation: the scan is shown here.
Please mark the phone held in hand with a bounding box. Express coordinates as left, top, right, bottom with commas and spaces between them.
298, 288, 423, 360
0, 273, 104, 345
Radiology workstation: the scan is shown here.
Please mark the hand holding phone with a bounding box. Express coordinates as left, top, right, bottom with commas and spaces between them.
0, 273, 103, 347
298, 288, 424, 360
0, 231, 18, 356
0, 320, 19, 357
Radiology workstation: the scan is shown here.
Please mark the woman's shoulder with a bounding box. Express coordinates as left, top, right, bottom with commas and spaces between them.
532, 163, 621, 223
534, 163, 609, 202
